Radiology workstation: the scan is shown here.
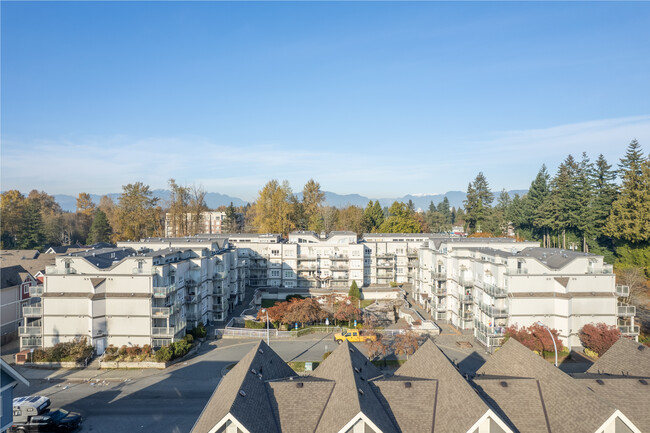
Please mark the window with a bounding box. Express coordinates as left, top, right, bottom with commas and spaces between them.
271, 249, 280, 255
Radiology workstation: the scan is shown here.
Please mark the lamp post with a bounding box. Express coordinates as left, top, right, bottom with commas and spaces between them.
261, 308, 269, 345
536, 321, 558, 367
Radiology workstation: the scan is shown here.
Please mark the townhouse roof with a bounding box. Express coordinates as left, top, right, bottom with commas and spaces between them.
1, 265, 33, 289
1, 251, 56, 280
463, 246, 601, 270
0, 249, 39, 260
395, 339, 491, 433
586, 338, 650, 377
191, 340, 297, 433
474, 338, 622, 433
578, 377, 650, 432
1, 358, 30, 387
311, 340, 397, 433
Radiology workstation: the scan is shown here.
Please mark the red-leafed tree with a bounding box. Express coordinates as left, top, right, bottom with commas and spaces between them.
504, 323, 564, 355
257, 301, 290, 326
284, 297, 328, 326
333, 296, 361, 326
365, 331, 388, 360
578, 323, 621, 356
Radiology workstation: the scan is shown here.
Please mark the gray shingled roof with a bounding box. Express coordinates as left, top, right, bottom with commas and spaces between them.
312, 340, 397, 433
476, 339, 619, 433
191, 340, 296, 433
586, 337, 650, 377
395, 339, 492, 433
267, 379, 335, 433
371, 378, 437, 433
577, 377, 650, 432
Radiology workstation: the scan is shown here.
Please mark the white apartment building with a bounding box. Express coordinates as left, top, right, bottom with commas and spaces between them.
164, 211, 243, 237
415, 238, 638, 349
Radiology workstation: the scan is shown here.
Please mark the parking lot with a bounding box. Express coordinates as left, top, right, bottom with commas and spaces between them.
9, 334, 489, 433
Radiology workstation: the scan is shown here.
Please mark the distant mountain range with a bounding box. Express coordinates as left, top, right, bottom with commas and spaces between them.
48, 189, 528, 213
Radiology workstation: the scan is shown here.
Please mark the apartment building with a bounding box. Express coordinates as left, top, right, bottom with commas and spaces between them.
164, 211, 243, 237
19, 243, 243, 352
119, 236, 245, 325
415, 238, 638, 349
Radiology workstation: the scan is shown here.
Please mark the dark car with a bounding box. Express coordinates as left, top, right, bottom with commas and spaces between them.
9, 409, 82, 433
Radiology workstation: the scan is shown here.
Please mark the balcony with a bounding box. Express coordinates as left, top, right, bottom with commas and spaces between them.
459, 275, 474, 287
329, 255, 349, 261
152, 327, 174, 337
45, 265, 77, 275
618, 325, 640, 335
23, 304, 42, 317
617, 304, 636, 317
480, 282, 508, 298
331, 274, 350, 281
434, 287, 447, 296
376, 262, 393, 269
435, 304, 446, 312
615, 285, 630, 298
132, 267, 157, 275
434, 311, 447, 320
153, 284, 175, 298
152, 307, 171, 317
506, 268, 528, 275
432, 271, 447, 280
21, 337, 42, 347
186, 312, 197, 321
331, 264, 349, 270
19, 324, 42, 336
460, 294, 473, 303
29, 285, 44, 297
477, 301, 509, 318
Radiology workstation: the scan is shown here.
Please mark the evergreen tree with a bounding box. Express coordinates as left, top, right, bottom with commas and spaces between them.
348, 280, 360, 299
605, 141, 650, 243
521, 165, 550, 244
87, 209, 112, 244
19, 200, 45, 249
224, 202, 239, 233
363, 200, 385, 232
591, 154, 618, 239
464, 172, 494, 233
303, 179, 325, 231
437, 197, 452, 224
575, 153, 595, 251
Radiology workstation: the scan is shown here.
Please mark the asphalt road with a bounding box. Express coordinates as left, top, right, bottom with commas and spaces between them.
12, 334, 488, 433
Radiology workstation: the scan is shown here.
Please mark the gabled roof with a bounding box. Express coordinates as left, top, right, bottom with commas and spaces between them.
395, 339, 492, 433
267, 378, 335, 433
191, 340, 296, 433
371, 377, 438, 433
586, 338, 650, 377
576, 377, 650, 433
312, 340, 396, 433
475, 339, 622, 433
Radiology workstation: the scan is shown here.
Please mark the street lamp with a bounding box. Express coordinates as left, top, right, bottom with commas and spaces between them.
261, 308, 270, 346
536, 321, 558, 367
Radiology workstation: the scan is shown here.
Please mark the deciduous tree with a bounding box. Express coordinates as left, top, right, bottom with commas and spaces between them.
578, 323, 621, 357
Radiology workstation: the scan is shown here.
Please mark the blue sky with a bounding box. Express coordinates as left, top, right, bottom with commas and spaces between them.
2, 1, 649, 201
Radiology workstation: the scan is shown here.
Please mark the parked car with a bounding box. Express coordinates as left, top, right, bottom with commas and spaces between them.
334, 328, 377, 343
10, 396, 81, 432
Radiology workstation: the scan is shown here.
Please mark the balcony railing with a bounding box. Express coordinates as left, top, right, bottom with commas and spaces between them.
477, 301, 509, 318
618, 325, 640, 335
434, 287, 447, 296
19, 326, 42, 336
615, 285, 630, 298
460, 294, 473, 303
506, 268, 528, 275
617, 304, 636, 317
152, 327, 174, 337
153, 284, 175, 298
376, 262, 393, 268
432, 271, 446, 280
45, 266, 77, 275
23, 304, 42, 317
29, 285, 44, 297
480, 282, 508, 298
435, 304, 446, 312
329, 255, 349, 260
434, 311, 447, 320
152, 307, 171, 317
459, 275, 474, 287
21, 337, 42, 347
474, 319, 505, 337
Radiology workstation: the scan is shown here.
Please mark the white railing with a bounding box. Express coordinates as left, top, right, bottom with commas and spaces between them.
153, 285, 175, 298
152, 327, 174, 337
480, 282, 507, 298
477, 301, 509, 318
615, 285, 630, 298
152, 307, 171, 316
23, 305, 42, 317
618, 325, 640, 335
29, 285, 44, 297
19, 326, 42, 336
617, 304, 636, 316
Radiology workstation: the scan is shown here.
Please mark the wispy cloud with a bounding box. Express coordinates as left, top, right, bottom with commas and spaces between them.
2, 114, 649, 198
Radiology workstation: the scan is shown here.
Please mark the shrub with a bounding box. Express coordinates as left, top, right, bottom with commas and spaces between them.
118, 345, 128, 357
142, 344, 152, 356
579, 323, 621, 356
504, 324, 565, 355
389, 281, 398, 288
184, 334, 194, 344
31, 337, 94, 363
286, 294, 304, 302
322, 351, 332, 360
155, 346, 172, 363
191, 322, 207, 338
170, 339, 191, 358
584, 348, 599, 359
245, 320, 266, 329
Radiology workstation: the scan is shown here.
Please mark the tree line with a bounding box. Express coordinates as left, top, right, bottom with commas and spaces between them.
2, 141, 647, 277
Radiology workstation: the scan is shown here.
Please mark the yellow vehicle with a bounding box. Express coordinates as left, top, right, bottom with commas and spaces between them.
334, 329, 377, 344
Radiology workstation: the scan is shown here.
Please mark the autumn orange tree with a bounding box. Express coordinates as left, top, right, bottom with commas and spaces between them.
365, 331, 388, 360
394, 330, 421, 359
333, 296, 361, 326
578, 323, 621, 356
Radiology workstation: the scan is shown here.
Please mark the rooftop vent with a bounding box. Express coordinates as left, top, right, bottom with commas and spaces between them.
500, 381, 508, 388
354, 367, 361, 373
596, 379, 605, 385
404, 382, 412, 388
638, 345, 646, 352
239, 390, 246, 397
296, 382, 304, 388
258, 349, 264, 354
358, 388, 364, 395
639, 379, 648, 385
251, 369, 256, 374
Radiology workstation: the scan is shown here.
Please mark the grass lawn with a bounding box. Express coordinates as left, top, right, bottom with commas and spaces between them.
360, 299, 375, 309
261, 299, 278, 308
288, 361, 320, 372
